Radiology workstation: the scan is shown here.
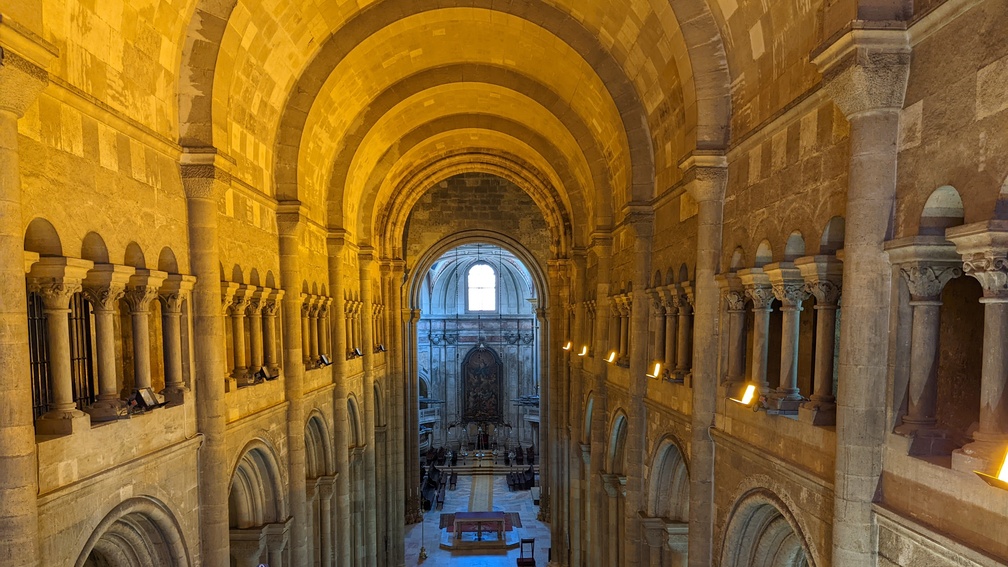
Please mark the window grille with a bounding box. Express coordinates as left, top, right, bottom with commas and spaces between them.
68, 293, 97, 410
27, 290, 50, 419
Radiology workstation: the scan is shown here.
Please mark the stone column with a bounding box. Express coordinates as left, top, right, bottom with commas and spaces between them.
766, 263, 809, 413
326, 232, 353, 565
318, 298, 331, 357
277, 203, 308, 566
308, 298, 320, 364
649, 292, 665, 367
665, 522, 689, 567
246, 289, 265, 376
263, 290, 284, 375
227, 285, 252, 384
715, 273, 746, 389
229, 529, 266, 567
159, 274, 196, 403
360, 250, 379, 565
384, 258, 407, 566
123, 270, 168, 392
660, 290, 678, 377
181, 153, 233, 566
318, 476, 336, 567
947, 221, 1008, 472
673, 285, 693, 382
588, 235, 613, 564
601, 473, 621, 567
264, 521, 291, 567
83, 264, 134, 421
29, 258, 93, 434
0, 28, 54, 566
796, 256, 843, 425
682, 153, 727, 567
301, 295, 313, 365
642, 517, 667, 566
739, 268, 774, 394
886, 238, 962, 438
813, 28, 910, 566
568, 254, 586, 567
618, 298, 630, 365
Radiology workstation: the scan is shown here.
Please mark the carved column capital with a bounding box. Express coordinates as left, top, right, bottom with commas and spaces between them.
83, 264, 135, 311
0, 29, 55, 117
900, 264, 962, 302
159, 274, 196, 314
180, 151, 233, 201
744, 285, 775, 310
946, 221, 1008, 299
27, 257, 94, 310
805, 280, 843, 307
812, 28, 910, 119
795, 255, 844, 307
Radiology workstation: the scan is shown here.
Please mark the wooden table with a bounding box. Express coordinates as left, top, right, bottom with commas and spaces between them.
453, 511, 506, 541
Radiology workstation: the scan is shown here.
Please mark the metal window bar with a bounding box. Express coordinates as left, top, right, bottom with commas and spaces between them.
68, 293, 97, 410
27, 290, 51, 419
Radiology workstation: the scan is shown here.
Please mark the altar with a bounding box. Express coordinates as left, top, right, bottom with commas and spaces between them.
453, 511, 506, 541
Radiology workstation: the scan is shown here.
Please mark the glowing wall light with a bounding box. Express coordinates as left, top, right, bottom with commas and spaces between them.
646, 361, 662, 379
975, 449, 1008, 490
606, 351, 617, 364
563, 341, 572, 351
578, 346, 588, 356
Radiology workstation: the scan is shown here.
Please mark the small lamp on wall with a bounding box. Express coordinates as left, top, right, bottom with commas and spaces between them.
729, 383, 768, 412
645, 361, 662, 379
318, 355, 333, 367
375, 344, 387, 353
253, 365, 279, 383
577, 345, 588, 357
606, 351, 617, 364
562, 340, 572, 351
975, 449, 1008, 490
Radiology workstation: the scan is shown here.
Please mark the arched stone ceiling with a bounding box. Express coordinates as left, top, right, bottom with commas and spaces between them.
333, 83, 592, 234
173, 0, 745, 252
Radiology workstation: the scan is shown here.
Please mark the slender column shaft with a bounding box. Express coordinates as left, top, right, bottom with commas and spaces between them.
230, 302, 247, 379
309, 308, 319, 362
320, 482, 334, 567
44, 301, 74, 410
302, 303, 312, 363
360, 255, 378, 565
664, 303, 677, 369
93, 307, 120, 400
162, 301, 184, 391
751, 304, 772, 392
181, 162, 230, 566
675, 302, 692, 377
777, 303, 802, 399
248, 303, 264, 370
326, 238, 353, 566
727, 307, 746, 383
618, 309, 629, 361
811, 305, 838, 402
976, 299, 1008, 441
903, 300, 942, 426
264, 303, 279, 371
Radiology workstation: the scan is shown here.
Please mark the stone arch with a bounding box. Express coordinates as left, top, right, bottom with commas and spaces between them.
81, 232, 110, 263
920, 185, 964, 236
678, 263, 690, 283
407, 230, 548, 314
248, 268, 261, 287
347, 396, 363, 448
269, 0, 657, 216
647, 436, 690, 521
784, 232, 806, 262
75, 496, 191, 567
754, 240, 773, 268
720, 488, 815, 567
228, 440, 286, 529
24, 217, 63, 256
373, 382, 384, 428
124, 242, 146, 269
730, 247, 746, 271
229, 264, 244, 284
158, 247, 179, 273
819, 217, 845, 255
606, 410, 629, 474
305, 412, 332, 479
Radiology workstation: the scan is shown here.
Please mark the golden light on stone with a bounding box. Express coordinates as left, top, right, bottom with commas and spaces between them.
577, 345, 588, 357
646, 361, 661, 378
563, 341, 572, 351
606, 351, 617, 364
975, 448, 1008, 490
731, 384, 757, 406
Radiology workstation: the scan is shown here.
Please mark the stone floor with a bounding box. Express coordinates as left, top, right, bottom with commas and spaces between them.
404, 474, 552, 566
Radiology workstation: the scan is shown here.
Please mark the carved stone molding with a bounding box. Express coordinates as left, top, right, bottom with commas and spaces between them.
900, 264, 962, 301
745, 285, 775, 310
83, 283, 126, 311
772, 282, 809, 308
724, 290, 747, 311
30, 280, 82, 310
805, 280, 842, 307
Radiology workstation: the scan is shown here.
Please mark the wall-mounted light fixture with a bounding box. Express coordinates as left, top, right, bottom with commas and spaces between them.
729, 383, 768, 412
606, 351, 617, 364
975, 450, 1008, 490
253, 365, 279, 383
577, 345, 588, 357
347, 348, 363, 359
318, 354, 333, 367
375, 344, 387, 353
563, 340, 572, 351
645, 361, 662, 379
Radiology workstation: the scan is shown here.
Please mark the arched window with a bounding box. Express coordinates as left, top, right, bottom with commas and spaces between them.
468, 263, 496, 311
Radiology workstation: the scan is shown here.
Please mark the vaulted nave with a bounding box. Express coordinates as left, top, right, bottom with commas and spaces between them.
2, 0, 1008, 566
